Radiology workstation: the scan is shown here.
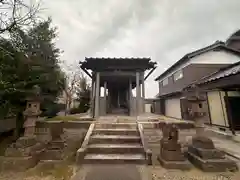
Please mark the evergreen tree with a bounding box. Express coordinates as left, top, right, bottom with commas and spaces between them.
76, 76, 91, 113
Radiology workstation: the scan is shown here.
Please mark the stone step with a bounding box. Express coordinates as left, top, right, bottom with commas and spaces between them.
40, 149, 63, 160
83, 153, 146, 164
87, 143, 144, 154
48, 140, 65, 148
93, 129, 139, 136
90, 135, 141, 144
95, 123, 137, 129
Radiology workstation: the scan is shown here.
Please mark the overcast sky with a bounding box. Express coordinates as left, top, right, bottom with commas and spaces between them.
41, 0, 240, 98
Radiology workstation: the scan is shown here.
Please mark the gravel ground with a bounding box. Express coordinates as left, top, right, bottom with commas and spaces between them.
150, 166, 239, 180
1, 165, 239, 180
0, 172, 55, 180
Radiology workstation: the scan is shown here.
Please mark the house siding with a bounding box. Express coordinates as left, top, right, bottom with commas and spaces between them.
158, 64, 229, 96
191, 50, 240, 64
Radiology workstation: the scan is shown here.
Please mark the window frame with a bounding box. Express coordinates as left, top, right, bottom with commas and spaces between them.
173, 69, 183, 81
162, 77, 169, 86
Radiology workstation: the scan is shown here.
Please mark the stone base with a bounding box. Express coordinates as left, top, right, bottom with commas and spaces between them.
158, 155, 191, 170
187, 151, 238, 172
41, 149, 64, 160
188, 145, 225, 160
48, 140, 66, 149
5, 142, 45, 157
192, 136, 215, 149
160, 140, 181, 151
161, 149, 185, 161
0, 156, 37, 171
15, 136, 37, 148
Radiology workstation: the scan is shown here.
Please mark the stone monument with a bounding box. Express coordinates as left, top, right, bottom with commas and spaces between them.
39, 121, 66, 163
158, 124, 191, 170
185, 86, 238, 172
0, 85, 45, 171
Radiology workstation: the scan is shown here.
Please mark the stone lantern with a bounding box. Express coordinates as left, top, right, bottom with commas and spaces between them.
185, 89, 206, 136
0, 85, 45, 171
184, 85, 238, 172
23, 85, 42, 137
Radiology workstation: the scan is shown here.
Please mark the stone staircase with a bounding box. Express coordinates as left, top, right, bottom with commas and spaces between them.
77, 122, 148, 164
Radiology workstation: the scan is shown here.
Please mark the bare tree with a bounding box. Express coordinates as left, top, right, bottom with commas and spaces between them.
0, 0, 40, 33
61, 63, 83, 115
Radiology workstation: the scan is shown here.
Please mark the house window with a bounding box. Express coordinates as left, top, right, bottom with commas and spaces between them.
162, 78, 168, 86
173, 69, 183, 81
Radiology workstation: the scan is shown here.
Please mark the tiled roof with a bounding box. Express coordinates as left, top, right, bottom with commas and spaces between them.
85, 57, 151, 61
197, 61, 240, 85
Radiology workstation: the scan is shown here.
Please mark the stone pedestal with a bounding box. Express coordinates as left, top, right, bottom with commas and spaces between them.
158, 124, 191, 170
38, 122, 66, 166
183, 87, 238, 172
187, 136, 238, 172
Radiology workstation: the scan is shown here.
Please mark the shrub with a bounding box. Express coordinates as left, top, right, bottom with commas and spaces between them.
69, 107, 83, 114
41, 103, 65, 118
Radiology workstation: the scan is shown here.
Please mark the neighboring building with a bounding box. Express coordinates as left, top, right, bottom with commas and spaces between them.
154, 41, 240, 122
189, 61, 240, 133
144, 98, 157, 113
226, 30, 240, 51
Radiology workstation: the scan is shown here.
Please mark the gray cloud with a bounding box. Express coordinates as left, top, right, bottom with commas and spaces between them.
41, 0, 240, 97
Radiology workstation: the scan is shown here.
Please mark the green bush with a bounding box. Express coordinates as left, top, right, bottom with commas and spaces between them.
41, 103, 65, 118
69, 107, 83, 114
47, 116, 80, 121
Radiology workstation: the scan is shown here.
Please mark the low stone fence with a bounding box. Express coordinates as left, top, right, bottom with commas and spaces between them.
0, 118, 16, 133
36, 120, 91, 130
35, 120, 91, 142
140, 121, 194, 130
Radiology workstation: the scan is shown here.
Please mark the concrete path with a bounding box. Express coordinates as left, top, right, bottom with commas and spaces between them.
71, 165, 150, 180
212, 137, 240, 161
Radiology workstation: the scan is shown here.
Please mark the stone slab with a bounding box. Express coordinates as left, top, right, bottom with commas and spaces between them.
41, 149, 64, 160
161, 149, 186, 161
192, 136, 215, 149
187, 151, 238, 172
157, 155, 191, 170
5, 142, 45, 157
83, 153, 146, 164
188, 145, 225, 160
15, 136, 37, 148
160, 140, 181, 151
84, 165, 142, 180
0, 156, 37, 171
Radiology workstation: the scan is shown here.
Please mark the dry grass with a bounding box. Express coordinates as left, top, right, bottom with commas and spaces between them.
26, 162, 75, 180
46, 116, 82, 121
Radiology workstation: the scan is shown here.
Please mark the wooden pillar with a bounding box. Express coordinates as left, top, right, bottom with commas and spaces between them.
94, 72, 100, 118
129, 79, 132, 116
91, 78, 95, 116
104, 81, 107, 115
136, 72, 141, 115
141, 72, 145, 113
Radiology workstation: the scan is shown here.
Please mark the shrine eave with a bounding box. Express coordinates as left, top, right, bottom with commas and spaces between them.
79, 57, 157, 71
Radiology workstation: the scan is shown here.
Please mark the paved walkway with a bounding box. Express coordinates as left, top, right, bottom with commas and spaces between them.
212, 137, 240, 161
71, 164, 240, 180
71, 165, 149, 180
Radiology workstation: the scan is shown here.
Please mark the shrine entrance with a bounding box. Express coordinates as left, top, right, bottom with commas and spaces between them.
80, 57, 156, 118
